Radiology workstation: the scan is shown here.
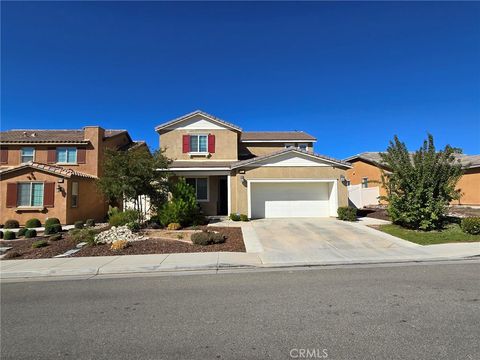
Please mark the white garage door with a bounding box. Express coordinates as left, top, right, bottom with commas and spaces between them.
250, 182, 331, 218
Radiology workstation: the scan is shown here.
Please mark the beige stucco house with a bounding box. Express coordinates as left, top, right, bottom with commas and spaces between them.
156, 110, 351, 219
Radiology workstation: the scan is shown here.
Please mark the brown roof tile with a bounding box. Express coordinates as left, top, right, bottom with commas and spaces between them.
240, 131, 316, 141
0, 129, 126, 143
0, 162, 97, 179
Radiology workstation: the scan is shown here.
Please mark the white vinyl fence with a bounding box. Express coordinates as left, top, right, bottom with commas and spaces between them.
348, 185, 380, 209
123, 195, 152, 220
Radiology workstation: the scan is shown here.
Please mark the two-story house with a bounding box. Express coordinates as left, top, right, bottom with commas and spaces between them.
0, 126, 144, 225
156, 110, 351, 219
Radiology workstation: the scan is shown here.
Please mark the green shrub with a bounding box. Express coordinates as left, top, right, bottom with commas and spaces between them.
3, 231, 15, 240
17, 228, 28, 237
230, 213, 241, 221
44, 225, 58, 235
109, 210, 139, 227
461, 217, 480, 235
240, 214, 249, 222
191, 231, 211, 246
45, 218, 60, 227
126, 222, 141, 232
158, 179, 205, 227
107, 206, 121, 219
69, 228, 97, 245
32, 240, 48, 248
167, 222, 182, 230
337, 206, 357, 221
191, 231, 226, 245
74, 221, 84, 229
52, 224, 62, 233
48, 233, 62, 241
25, 229, 38, 238
25, 218, 41, 228
86, 219, 95, 227
4, 220, 19, 229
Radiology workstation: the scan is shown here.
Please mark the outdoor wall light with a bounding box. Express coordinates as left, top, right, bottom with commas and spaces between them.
240, 176, 247, 186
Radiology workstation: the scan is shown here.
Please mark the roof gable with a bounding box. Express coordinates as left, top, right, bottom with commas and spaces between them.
232, 148, 351, 169
155, 110, 242, 133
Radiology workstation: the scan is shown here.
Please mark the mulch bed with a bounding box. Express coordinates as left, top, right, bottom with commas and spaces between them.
0, 236, 76, 260
357, 207, 390, 221
73, 226, 245, 257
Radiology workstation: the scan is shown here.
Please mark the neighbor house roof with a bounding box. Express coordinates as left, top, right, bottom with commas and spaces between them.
345, 152, 480, 169
155, 110, 242, 132
240, 131, 317, 142
0, 162, 97, 179
231, 148, 351, 169
0, 129, 127, 144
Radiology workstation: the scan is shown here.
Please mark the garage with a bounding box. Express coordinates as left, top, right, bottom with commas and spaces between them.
249, 180, 338, 218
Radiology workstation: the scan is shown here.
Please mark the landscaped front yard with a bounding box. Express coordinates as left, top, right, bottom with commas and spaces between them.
375, 223, 480, 245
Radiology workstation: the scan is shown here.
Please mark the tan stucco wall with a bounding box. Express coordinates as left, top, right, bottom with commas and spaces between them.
455, 168, 480, 205
345, 160, 387, 199
0, 169, 108, 226
230, 166, 348, 216
160, 129, 239, 161
239, 142, 314, 157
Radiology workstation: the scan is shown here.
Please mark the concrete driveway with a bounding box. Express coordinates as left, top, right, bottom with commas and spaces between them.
249, 218, 432, 265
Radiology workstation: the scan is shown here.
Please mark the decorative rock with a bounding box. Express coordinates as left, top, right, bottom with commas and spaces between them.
76, 242, 88, 249
94, 226, 143, 244
0, 246, 13, 254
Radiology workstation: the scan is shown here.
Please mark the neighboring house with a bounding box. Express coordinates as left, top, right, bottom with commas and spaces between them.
344, 152, 480, 206
0, 127, 145, 225
156, 110, 351, 218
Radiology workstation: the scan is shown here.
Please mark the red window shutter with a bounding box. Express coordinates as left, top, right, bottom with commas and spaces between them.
43, 182, 55, 208
0, 148, 8, 164
208, 134, 215, 153
182, 135, 190, 153
47, 148, 56, 164
77, 148, 86, 164
6, 183, 17, 208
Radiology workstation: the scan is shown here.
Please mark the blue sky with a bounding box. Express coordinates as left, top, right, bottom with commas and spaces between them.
2, 1, 479, 158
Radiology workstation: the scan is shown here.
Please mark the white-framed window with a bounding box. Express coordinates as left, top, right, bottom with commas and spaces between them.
285, 143, 295, 149
186, 177, 209, 201
362, 177, 369, 188
298, 143, 308, 151
71, 182, 79, 208
189, 135, 208, 153
57, 147, 77, 164
17, 182, 44, 207
20, 147, 35, 163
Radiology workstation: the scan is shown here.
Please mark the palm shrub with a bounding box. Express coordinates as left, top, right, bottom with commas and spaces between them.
25, 218, 41, 228
158, 179, 205, 227
380, 135, 463, 230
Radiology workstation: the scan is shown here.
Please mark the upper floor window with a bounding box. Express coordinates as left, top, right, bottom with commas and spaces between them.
186, 177, 208, 201
57, 147, 77, 164
298, 143, 308, 151
21, 147, 35, 163
189, 135, 208, 153
17, 182, 44, 207
362, 177, 369, 188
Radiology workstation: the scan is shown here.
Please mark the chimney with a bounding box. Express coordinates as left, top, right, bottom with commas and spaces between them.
83, 126, 105, 177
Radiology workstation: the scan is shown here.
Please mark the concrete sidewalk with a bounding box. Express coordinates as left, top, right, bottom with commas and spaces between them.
1, 242, 479, 281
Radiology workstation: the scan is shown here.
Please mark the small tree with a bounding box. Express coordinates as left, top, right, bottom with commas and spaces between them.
380, 134, 463, 230
97, 147, 171, 219
158, 178, 205, 227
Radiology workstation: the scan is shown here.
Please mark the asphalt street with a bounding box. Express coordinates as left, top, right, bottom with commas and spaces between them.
1, 261, 479, 360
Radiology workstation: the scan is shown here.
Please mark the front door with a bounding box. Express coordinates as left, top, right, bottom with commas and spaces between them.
218, 177, 228, 215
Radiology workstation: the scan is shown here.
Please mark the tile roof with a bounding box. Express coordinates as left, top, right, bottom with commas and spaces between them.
344, 152, 480, 169
155, 110, 242, 132
231, 148, 351, 169
240, 131, 316, 142
0, 129, 127, 143
0, 162, 97, 179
